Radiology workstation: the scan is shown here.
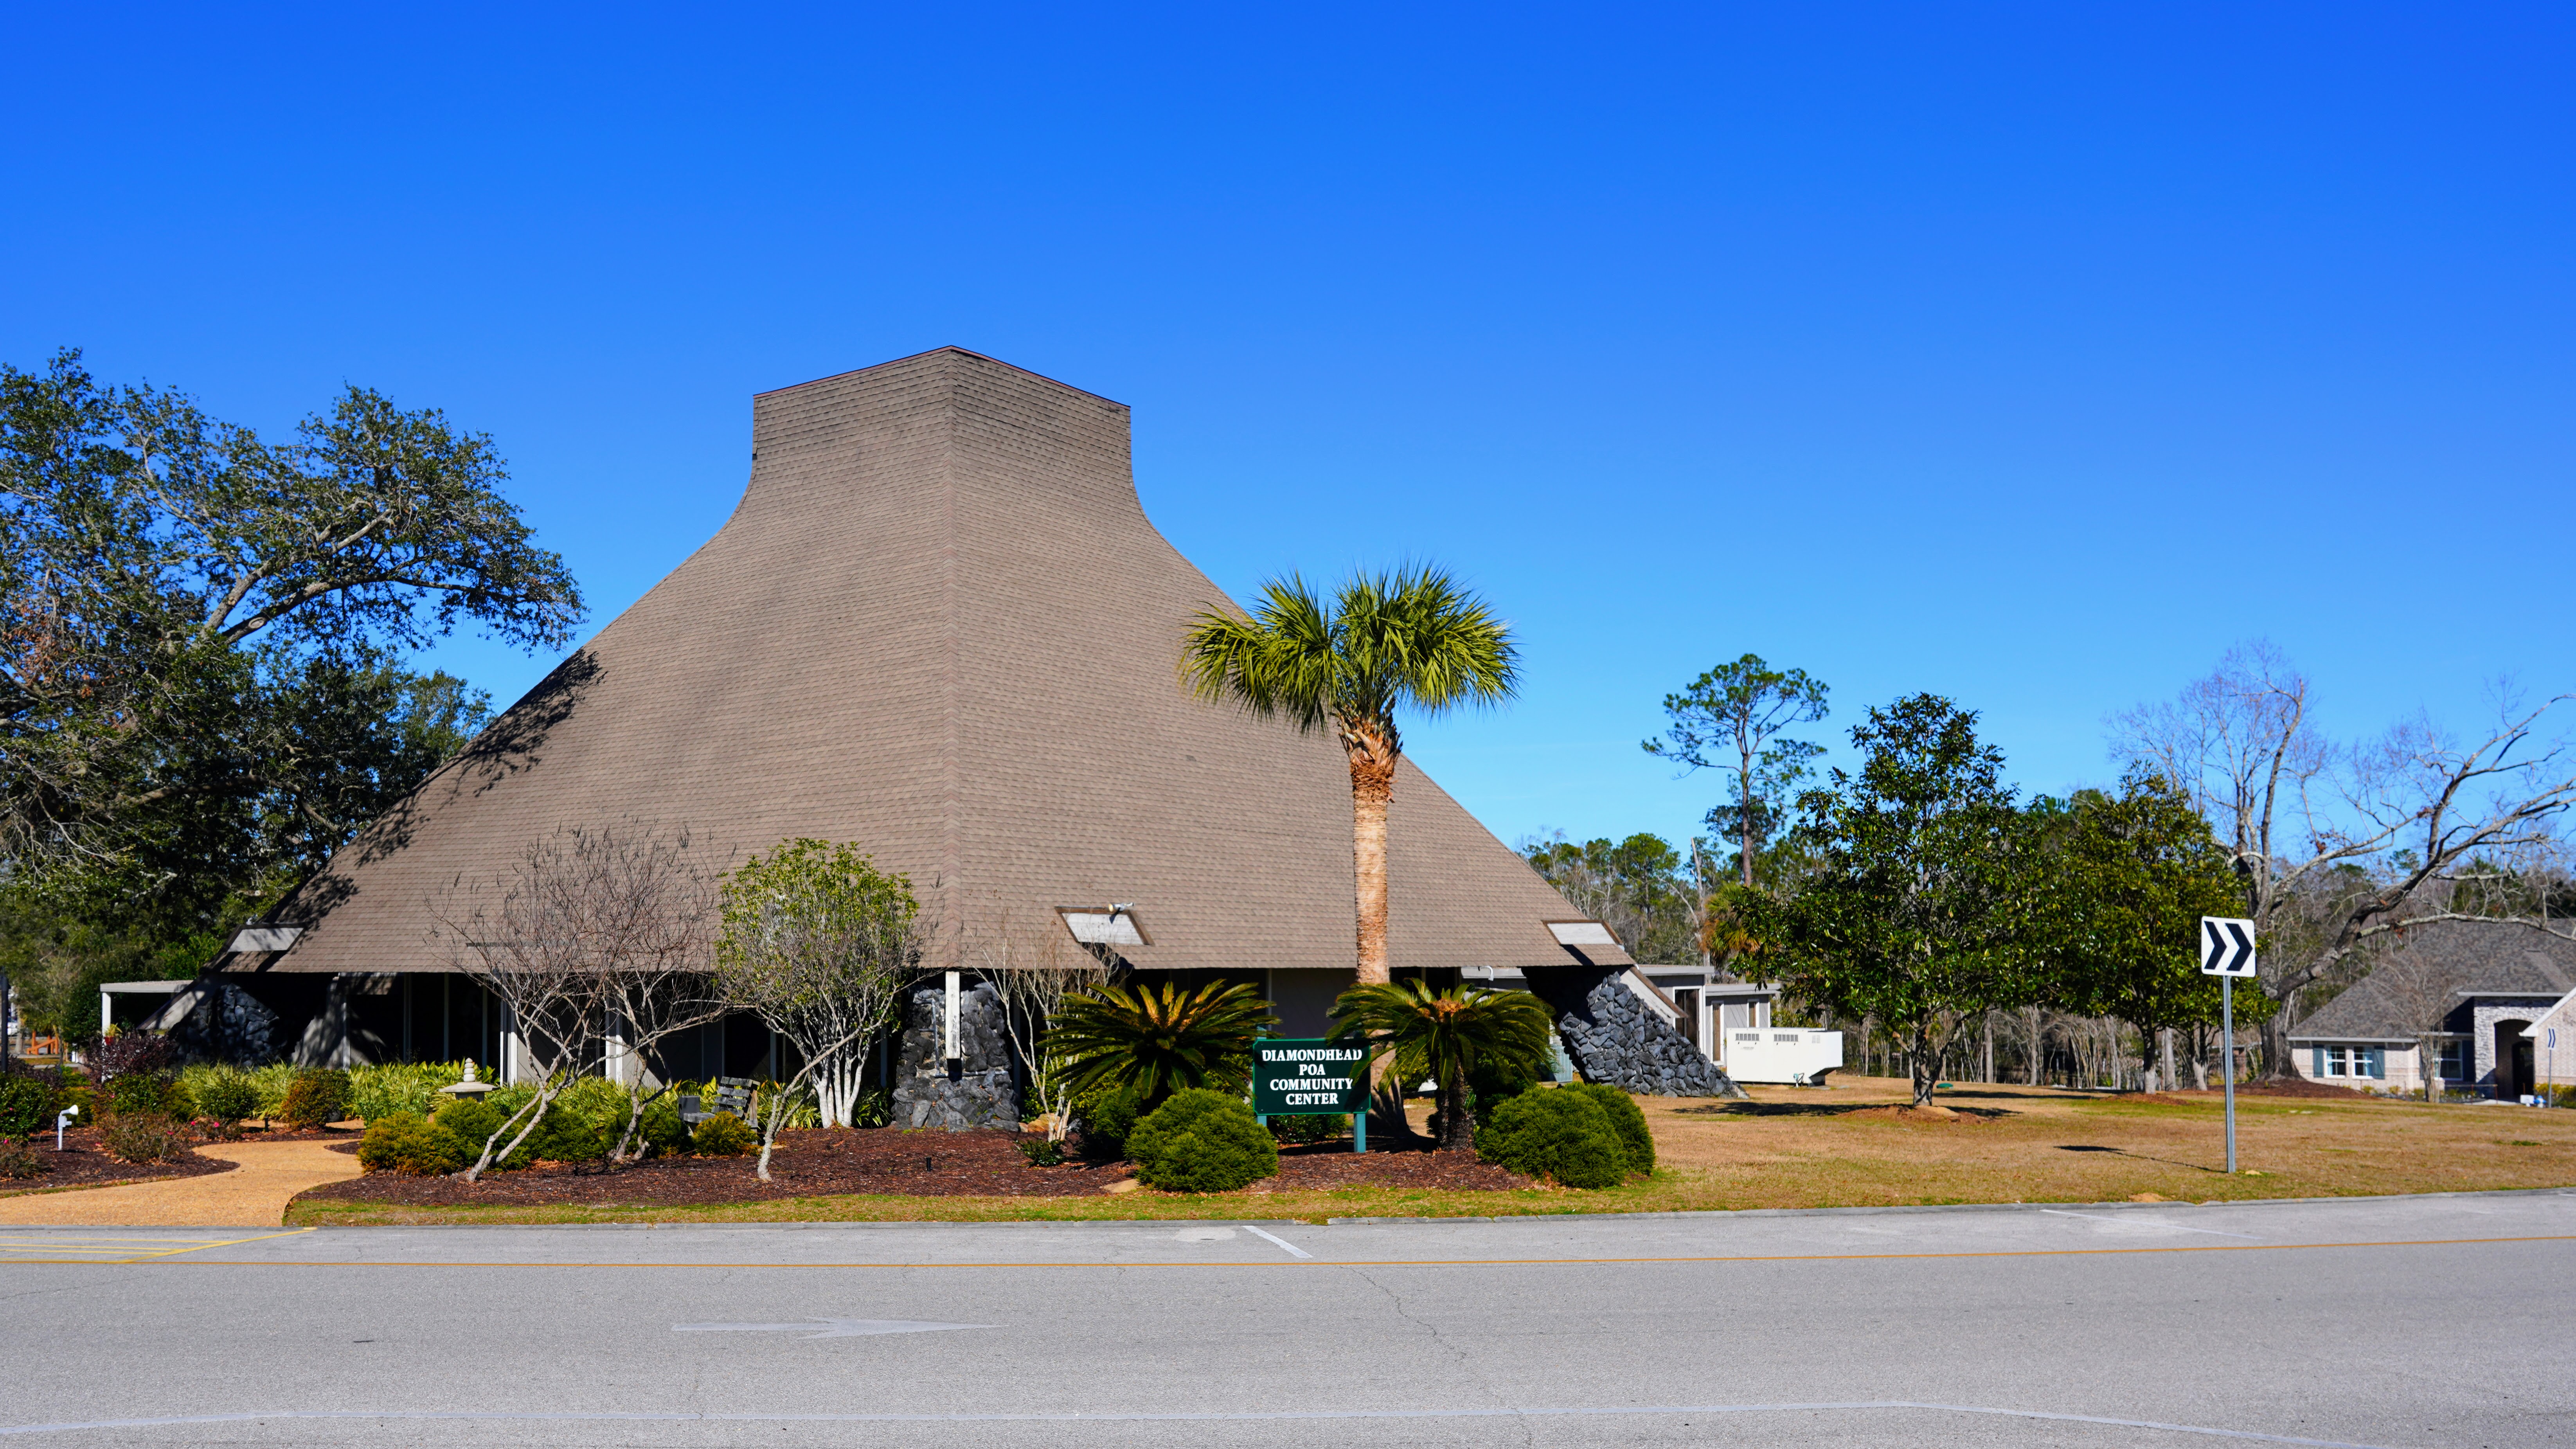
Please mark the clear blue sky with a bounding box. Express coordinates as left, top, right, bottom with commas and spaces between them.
5, 5, 2568, 853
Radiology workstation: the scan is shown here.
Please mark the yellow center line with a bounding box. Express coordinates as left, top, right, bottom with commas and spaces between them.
0, 1228, 313, 1264
0, 1232, 2565, 1268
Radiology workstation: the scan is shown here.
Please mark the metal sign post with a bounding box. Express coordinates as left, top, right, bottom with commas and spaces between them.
2200, 916, 2258, 1174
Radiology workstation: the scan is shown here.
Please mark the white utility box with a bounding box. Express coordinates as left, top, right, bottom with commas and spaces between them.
1720, 1028, 1844, 1085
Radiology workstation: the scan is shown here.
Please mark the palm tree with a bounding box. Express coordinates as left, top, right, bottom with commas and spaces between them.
1046, 979, 1276, 1109
1330, 981, 1557, 1150
1180, 567, 1519, 987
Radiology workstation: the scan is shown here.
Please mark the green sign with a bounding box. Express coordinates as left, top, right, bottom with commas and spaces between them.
1252, 1038, 1371, 1116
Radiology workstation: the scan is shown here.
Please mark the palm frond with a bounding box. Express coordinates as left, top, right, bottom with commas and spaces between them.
1046, 979, 1277, 1105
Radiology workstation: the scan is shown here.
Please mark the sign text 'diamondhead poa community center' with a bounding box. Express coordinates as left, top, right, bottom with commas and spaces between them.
1252, 1039, 1371, 1116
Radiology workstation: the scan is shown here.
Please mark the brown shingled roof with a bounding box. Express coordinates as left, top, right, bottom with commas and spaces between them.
219, 347, 1616, 978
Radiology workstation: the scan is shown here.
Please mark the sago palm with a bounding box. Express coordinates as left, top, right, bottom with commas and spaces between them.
1046, 979, 1277, 1109
1329, 981, 1556, 1150
1180, 567, 1519, 986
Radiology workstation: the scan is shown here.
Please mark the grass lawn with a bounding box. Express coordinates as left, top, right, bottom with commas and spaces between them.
285, 1075, 2576, 1227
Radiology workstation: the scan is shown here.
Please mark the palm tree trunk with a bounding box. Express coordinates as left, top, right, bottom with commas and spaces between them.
1346, 732, 1396, 987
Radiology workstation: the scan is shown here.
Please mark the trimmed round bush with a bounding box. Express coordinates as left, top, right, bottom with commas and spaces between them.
192, 1069, 261, 1132
279, 1069, 353, 1129
99, 1111, 191, 1165
1560, 1083, 1653, 1175
1127, 1089, 1279, 1193
689, 1112, 756, 1157
1467, 1053, 1543, 1128
1074, 1084, 1141, 1160
520, 1103, 610, 1165
1474, 1087, 1626, 1188
0, 1073, 58, 1141
103, 1069, 180, 1119
356, 1112, 470, 1175
0, 1138, 45, 1179
431, 1097, 525, 1168
638, 1096, 690, 1156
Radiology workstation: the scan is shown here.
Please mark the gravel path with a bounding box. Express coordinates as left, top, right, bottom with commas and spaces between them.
0, 1140, 361, 1227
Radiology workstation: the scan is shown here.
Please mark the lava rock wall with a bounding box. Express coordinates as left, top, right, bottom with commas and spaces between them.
892, 979, 1021, 1130
1524, 967, 1745, 1098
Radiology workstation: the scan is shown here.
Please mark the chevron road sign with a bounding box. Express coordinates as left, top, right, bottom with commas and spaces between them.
2200, 916, 2257, 977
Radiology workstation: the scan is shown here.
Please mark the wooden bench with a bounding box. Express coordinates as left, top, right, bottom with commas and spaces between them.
679, 1076, 756, 1125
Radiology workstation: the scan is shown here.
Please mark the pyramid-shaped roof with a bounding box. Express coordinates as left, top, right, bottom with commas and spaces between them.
226, 348, 1614, 977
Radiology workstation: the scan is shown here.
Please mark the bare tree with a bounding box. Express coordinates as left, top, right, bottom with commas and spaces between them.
2114, 647, 2576, 1073
2365, 941, 2457, 1102
435, 824, 669, 1181
962, 903, 1105, 1145
570, 824, 728, 1163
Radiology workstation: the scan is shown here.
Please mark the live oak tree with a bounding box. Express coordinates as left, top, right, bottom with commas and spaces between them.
1181, 567, 1518, 988
2, 349, 582, 889
1754, 695, 2035, 1106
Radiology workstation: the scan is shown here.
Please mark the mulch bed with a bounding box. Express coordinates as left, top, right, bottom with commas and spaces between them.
0, 1127, 236, 1196
2151, 1080, 2371, 1101
295, 1128, 1526, 1208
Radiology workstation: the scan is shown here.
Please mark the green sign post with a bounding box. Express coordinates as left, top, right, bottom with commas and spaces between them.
1251, 1038, 1374, 1154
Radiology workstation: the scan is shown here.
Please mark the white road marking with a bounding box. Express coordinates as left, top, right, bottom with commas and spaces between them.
2039, 1209, 2258, 1240
0, 1400, 2389, 1445
671, 1319, 988, 1339
1242, 1225, 1312, 1259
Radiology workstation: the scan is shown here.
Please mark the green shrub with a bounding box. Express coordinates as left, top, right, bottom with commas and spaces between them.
191, 1069, 263, 1133
0, 1138, 45, 1179
356, 1112, 470, 1174
1467, 1054, 1542, 1127
246, 1063, 297, 1121
99, 1111, 191, 1165
847, 1088, 891, 1129
1475, 1087, 1626, 1188
432, 1095, 505, 1147
1267, 1113, 1348, 1145
0, 1073, 59, 1141
1561, 1082, 1653, 1175
1017, 1136, 1066, 1166
279, 1069, 353, 1129
520, 1104, 610, 1164
348, 1062, 473, 1122
638, 1096, 690, 1156
689, 1112, 756, 1157
1127, 1088, 1279, 1193
1074, 1084, 1141, 1160
104, 1070, 180, 1119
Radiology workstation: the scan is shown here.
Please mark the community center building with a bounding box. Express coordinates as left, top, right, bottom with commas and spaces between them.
141, 348, 1733, 1117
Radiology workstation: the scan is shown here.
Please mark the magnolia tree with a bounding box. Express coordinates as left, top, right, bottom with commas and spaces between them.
713, 839, 919, 1179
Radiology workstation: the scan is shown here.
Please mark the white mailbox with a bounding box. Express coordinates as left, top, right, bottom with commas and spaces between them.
1721, 1028, 1844, 1085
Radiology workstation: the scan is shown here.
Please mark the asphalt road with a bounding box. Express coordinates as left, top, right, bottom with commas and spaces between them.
3, 1190, 2571, 1448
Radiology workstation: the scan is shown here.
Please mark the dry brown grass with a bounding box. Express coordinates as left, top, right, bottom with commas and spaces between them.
1642, 1074, 2576, 1208
285, 1076, 2576, 1226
